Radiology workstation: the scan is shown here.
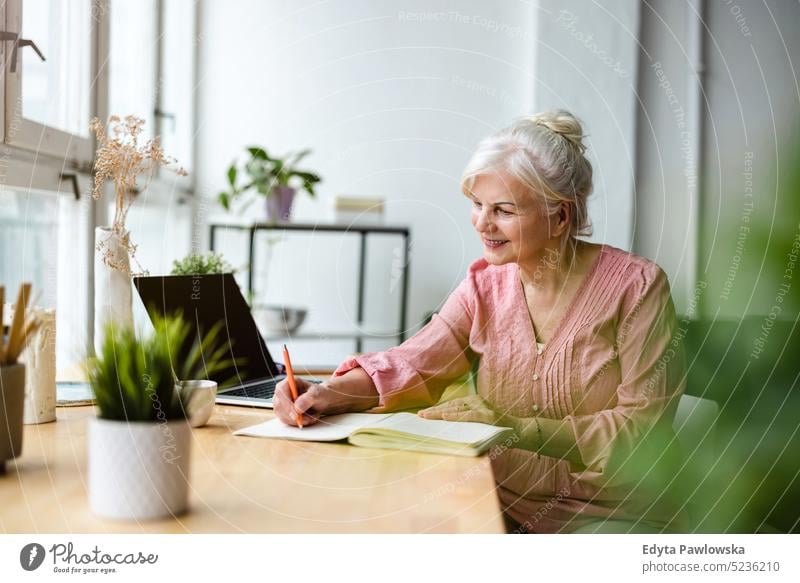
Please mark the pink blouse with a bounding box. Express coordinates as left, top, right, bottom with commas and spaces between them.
333, 245, 689, 533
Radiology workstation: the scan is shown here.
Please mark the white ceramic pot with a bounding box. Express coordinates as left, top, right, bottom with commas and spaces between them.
94, 227, 133, 356
88, 417, 192, 520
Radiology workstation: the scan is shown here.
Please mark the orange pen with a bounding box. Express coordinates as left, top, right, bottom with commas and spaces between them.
282, 344, 303, 428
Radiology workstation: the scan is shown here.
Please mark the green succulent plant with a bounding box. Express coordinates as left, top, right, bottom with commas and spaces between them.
171, 251, 234, 276
87, 314, 232, 422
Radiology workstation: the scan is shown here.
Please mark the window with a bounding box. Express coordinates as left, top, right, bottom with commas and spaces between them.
104, 0, 197, 276
107, 0, 196, 176
110, 190, 193, 278
4, 0, 96, 163
0, 186, 92, 378
107, 0, 157, 142
159, 0, 196, 174
0, 0, 198, 370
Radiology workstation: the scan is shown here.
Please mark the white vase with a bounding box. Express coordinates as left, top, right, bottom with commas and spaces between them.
94, 227, 133, 355
88, 417, 192, 520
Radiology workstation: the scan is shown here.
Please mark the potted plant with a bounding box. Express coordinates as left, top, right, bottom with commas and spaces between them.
218, 146, 321, 222
171, 251, 235, 276
89, 115, 186, 356
85, 313, 227, 520
169, 250, 254, 303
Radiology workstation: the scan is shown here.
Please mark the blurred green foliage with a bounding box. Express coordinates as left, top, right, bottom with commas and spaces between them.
626, 139, 800, 533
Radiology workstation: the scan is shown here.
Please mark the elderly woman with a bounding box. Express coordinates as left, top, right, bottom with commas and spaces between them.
273, 110, 688, 533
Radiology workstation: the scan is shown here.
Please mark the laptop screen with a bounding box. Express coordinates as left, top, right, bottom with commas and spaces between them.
133, 273, 280, 386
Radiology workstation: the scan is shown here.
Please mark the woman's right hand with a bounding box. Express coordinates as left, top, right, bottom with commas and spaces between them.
272, 368, 381, 427
272, 378, 324, 427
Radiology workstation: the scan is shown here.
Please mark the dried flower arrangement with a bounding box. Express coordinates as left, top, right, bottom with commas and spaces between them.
90, 115, 187, 275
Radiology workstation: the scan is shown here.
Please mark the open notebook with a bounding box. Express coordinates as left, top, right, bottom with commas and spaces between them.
234, 412, 515, 456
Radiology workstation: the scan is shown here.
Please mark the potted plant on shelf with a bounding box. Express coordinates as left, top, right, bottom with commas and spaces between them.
218, 146, 321, 222
85, 313, 228, 520
90, 115, 187, 356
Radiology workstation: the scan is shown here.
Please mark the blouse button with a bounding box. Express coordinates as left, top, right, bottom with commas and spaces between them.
537, 345, 543, 355
532, 373, 539, 381
532, 404, 540, 413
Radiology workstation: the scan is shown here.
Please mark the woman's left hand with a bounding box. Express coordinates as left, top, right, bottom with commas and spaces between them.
418, 395, 515, 427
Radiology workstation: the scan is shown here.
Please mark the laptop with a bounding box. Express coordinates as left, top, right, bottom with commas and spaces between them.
133, 273, 318, 408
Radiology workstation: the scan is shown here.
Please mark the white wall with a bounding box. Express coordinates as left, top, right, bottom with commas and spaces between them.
634, 0, 697, 314
537, 0, 799, 319
533, 0, 641, 252
634, 0, 800, 317
195, 0, 535, 364
699, 0, 800, 319
195, 0, 798, 365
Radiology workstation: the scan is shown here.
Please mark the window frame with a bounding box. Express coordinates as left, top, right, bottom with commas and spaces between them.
2, 0, 100, 165
0, 0, 199, 361
153, 0, 196, 190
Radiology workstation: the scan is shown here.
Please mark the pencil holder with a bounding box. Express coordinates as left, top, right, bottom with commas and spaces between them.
21, 308, 56, 424
0, 363, 25, 473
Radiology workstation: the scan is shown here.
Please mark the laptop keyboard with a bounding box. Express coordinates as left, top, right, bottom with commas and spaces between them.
222, 380, 277, 400
220, 378, 322, 401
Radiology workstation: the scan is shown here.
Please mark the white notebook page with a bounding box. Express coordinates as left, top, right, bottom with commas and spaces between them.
233, 413, 392, 442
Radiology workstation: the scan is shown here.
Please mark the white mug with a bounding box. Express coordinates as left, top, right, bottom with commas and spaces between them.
177, 379, 217, 427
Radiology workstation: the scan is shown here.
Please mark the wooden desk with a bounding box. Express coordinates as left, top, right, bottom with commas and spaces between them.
0, 405, 505, 533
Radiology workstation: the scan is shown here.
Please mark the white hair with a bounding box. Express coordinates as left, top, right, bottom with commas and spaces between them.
461, 110, 593, 257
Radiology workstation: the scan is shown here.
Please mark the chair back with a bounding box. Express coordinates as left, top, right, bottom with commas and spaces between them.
673, 394, 720, 472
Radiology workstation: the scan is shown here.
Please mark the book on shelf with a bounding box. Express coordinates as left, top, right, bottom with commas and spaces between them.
331, 195, 385, 225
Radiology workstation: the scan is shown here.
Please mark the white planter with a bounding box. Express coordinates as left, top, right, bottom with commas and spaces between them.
94, 227, 133, 355
88, 417, 192, 520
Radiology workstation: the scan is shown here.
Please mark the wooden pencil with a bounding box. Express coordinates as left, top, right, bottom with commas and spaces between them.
5, 282, 31, 366
8, 317, 41, 363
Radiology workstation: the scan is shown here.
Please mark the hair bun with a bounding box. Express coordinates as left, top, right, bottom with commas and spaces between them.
528, 110, 587, 154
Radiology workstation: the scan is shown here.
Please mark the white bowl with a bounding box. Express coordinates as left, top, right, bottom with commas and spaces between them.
255, 305, 308, 334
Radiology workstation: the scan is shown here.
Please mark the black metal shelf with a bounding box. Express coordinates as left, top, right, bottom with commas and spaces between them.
209, 221, 411, 353
247, 222, 409, 235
